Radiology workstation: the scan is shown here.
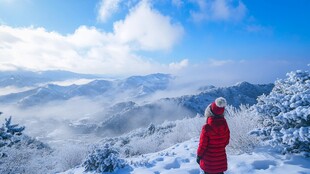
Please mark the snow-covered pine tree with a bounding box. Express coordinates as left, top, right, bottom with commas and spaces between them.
0, 113, 25, 148
83, 143, 126, 173
0, 112, 55, 173
251, 70, 310, 156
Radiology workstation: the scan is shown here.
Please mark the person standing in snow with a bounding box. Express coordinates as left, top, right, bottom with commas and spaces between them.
196, 97, 230, 174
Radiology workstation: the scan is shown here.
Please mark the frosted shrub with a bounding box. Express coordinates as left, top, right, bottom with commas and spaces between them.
130, 135, 162, 155
0, 146, 55, 174
163, 115, 203, 145
251, 70, 310, 156
83, 143, 126, 173
118, 122, 177, 156
225, 105, 259, 154
121, 116, 203, 156
55, 143, 89, 171
1, 140, 87, 174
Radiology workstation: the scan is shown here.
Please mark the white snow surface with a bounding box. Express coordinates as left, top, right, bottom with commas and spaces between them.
60, 138, 310, 174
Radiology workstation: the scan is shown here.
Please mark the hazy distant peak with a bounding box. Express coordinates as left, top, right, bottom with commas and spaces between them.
235, 81, 253, 87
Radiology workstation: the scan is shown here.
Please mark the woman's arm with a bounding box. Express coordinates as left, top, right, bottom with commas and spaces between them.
197, 125, 209, 157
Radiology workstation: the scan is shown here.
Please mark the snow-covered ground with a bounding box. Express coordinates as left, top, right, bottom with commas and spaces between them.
60, 138, 310, 174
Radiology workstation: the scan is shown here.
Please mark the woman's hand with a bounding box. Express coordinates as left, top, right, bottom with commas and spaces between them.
196, 156, 201, 165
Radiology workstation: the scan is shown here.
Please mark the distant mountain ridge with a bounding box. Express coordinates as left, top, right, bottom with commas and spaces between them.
0, 73, 172, 106
172, 81, 274, 114
0, 70, 98, 87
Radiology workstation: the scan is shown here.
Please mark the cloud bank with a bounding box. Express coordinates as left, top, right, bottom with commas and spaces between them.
0, 1, 185, 75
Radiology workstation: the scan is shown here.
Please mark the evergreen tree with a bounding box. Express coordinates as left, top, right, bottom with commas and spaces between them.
251, 70, 310, 156
0, 113, 25, 148
83, 143, 126, 173
0, 113, 52, 173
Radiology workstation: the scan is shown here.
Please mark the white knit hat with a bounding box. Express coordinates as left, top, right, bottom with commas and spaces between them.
211, 97, 227, 115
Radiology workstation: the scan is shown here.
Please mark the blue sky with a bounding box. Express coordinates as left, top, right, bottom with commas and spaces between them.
0, 0, 309, 85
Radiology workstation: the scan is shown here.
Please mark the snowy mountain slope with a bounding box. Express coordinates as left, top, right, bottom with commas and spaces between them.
170, 81, 274, 114
0, 84, 75, 105
0, 70, 98, 87
119, 73, 172, 96
95, 100, 194, 136
0, 73, 172, 106
66, 80, 112, 97
61, 138, 310, 174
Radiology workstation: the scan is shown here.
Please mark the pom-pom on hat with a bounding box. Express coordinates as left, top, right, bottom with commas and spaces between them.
211, 97, 227, 116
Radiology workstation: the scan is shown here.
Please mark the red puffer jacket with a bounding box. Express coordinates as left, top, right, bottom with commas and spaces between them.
197, 116, 230, 173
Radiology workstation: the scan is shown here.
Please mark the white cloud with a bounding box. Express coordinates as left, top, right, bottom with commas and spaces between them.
113, 0, 184, 51
169, 59, 189, 70
0, 26, 150, 74
0, 7, 184, 75
97, 0, 122, 23
0, 1, 186, 75
191, 0, 247, 22
67, 26, 111, 47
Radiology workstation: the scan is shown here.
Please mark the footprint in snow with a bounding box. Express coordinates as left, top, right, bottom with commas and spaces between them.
155, 157, 164, 162
164, 157, 190, 170
252, 160, 277, 170
164, 159, 181, 170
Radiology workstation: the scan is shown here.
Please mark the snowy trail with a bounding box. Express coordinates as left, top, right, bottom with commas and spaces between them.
62, 139, 310, 174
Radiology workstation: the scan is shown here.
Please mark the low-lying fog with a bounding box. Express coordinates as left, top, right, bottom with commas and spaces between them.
0, 82, 197, 147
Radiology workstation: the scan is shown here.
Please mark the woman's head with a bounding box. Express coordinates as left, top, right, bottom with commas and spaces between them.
204, 97, 227, 118
211, 97, 227, 116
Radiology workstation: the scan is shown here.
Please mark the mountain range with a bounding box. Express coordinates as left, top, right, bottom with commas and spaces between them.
0, 73, 172, 106
0, 70, 274, 137
69, 81, 274, 136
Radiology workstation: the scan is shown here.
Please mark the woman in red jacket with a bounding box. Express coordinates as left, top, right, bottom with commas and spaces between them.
197, 97, 230, 174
